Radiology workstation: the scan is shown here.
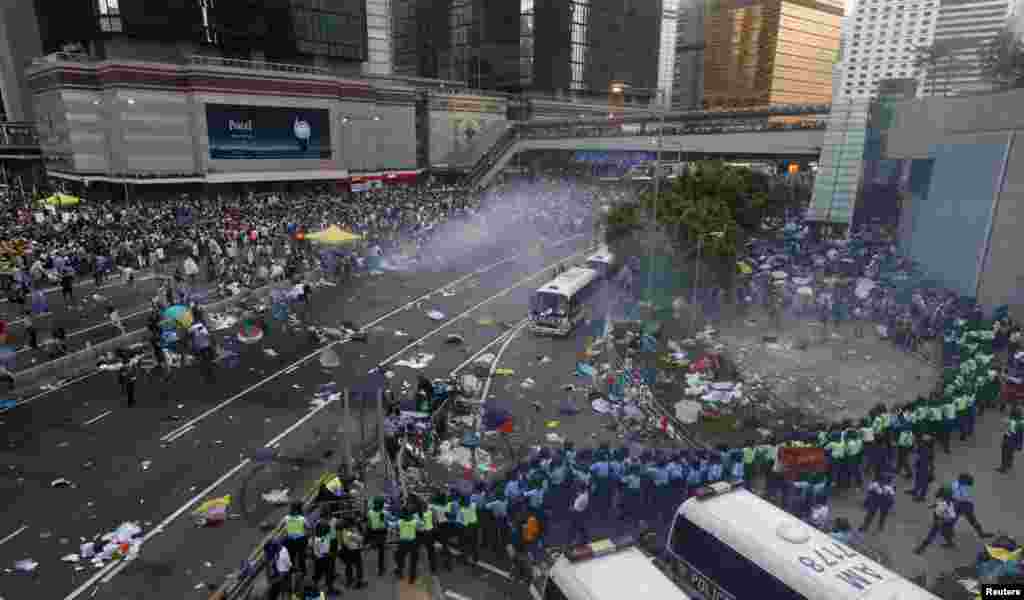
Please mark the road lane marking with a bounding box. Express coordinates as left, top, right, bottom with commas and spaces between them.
157, 243, 580, 443
83, 458, 253, 591
0, 525, 28, 546
162, 425, 195, 443
1, 274, 159, 309
448, 319, 528, 377
11, 305, 151, 355
479, 320, 529, 407
82, 410, 112, 426
71, 381, 348, 597
377, 248, 590, 368
0, 371, 102, 415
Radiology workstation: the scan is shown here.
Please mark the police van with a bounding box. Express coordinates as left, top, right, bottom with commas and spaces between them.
539, 536, 693, 600
665, 482, 942, 600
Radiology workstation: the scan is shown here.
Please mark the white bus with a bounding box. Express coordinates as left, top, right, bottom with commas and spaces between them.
665, 482, 942, 600
539, 536, 693, 600
529, 267, 600, 336
585, 247, 618, 279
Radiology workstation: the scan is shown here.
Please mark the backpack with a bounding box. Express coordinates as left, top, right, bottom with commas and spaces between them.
523, 515, 542, 544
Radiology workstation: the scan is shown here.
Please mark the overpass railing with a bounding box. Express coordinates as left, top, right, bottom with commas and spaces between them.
0, 122, 40, 148
517, 119, 827, 140
465, 126, 519, 189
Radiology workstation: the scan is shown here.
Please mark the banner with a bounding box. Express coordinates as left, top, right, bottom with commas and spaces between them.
206, 104, 331, 160
778, 446, 827, 479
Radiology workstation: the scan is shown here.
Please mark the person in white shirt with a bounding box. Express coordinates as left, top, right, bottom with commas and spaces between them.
568, 482, 590, 545
913, 487, 957, 554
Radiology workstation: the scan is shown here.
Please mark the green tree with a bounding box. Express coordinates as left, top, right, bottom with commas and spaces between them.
980, 28, 1024, 91
605, 160, 783, 295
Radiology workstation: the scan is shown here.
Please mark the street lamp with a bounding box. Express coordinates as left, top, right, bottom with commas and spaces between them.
612, 83, 668, 314
693, 230, 725, 332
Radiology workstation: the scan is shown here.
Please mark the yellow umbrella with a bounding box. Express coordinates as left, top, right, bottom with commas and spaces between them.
305, 225, 362, 245
44, 193, 81, 207
737, 261, 753, 275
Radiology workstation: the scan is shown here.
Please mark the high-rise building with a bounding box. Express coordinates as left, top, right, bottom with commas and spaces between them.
835, 0, 939, 101
702, 0, 842, 108
926, 0, 1020, 96
658, 0, 680, 107
393, 0, 662, 97
673, 0, 706, 110
0, 0, 44, 122
28, 0, 368, 68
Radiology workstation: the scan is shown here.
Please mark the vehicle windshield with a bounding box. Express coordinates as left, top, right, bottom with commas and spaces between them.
532, 292, 567, 316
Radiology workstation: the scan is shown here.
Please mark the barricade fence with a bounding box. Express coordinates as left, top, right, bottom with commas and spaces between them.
12, 279, 302, 389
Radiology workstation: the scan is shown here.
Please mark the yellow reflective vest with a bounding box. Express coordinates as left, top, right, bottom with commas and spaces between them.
399, 518, 418, 541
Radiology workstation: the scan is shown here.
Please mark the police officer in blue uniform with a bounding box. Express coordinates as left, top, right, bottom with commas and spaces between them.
950, 473, 992, 539
590, 444, 612, 518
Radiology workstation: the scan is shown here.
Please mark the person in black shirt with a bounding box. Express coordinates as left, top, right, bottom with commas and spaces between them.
61, 269, 74, 305
118, 361, 137, 407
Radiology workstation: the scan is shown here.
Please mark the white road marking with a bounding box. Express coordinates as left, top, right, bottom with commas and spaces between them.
445, 591, 474, 600
1, 273, 159, 308
84, 458, 252, 591
0, 371, 102, 415
478, 320, 528, 407
11, 305, 151, 355
82, 410, 112, 426
158, 244, 574, 444
447, 318, 528, 377
379, 248, 590, 367
162, 425, 195, 443
0, 524, 28, 546
69, 381, 346, 597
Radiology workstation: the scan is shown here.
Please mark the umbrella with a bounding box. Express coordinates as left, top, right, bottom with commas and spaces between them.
305, 225, 362, 245
737, 261, 753, 275
771, 271, 788, 279
43, 193, 81, 207
238, 313, 264, 344
162, 305, 193, 329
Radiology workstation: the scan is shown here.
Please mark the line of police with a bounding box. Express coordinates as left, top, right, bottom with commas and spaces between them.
267, 319, 1024, 594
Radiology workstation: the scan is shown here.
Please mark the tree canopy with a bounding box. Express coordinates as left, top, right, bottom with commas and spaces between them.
604, 160, 810, 289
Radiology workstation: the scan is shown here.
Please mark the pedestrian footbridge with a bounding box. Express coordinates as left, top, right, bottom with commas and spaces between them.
466, 105, 829, 188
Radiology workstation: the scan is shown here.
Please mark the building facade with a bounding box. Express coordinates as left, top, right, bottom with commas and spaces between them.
925, 0, 1019, 96
29, 0, 368, 70
658, 0, 681, 107
701, 0, 842, 108
0, 0, 44, 122
391, 0, 663, 98
835, 0, 939, 101
673, 0, 706, 110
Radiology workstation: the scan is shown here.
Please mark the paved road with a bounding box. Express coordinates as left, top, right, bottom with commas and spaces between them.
0, 235, 592, 600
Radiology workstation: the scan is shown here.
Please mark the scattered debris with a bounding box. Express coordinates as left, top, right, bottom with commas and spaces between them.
394, 353, 435, 370
263, 348, 278, 357
426, 310, 445, 321
262, 489, 291, 505
51, 478, 73, 488
446, 333, 465, 345
14, 559, 38, 572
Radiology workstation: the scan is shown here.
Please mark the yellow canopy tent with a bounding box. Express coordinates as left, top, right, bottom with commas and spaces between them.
43, 193, 81, 207
305, 225, 362, 244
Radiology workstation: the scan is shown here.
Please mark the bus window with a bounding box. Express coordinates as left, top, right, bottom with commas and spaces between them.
669, 516, 806, 600
533, 292, 567, 316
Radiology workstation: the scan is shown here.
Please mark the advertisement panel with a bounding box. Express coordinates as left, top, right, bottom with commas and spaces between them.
206, 104, 331, 160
